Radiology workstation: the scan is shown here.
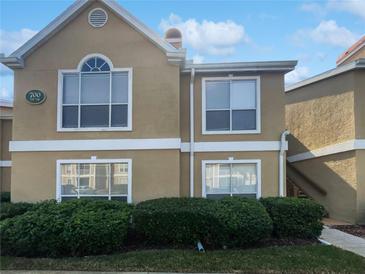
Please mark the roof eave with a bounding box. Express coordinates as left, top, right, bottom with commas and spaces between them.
181, 60, 297, 73
0, 56, 24, 69
286, 58, 365, 92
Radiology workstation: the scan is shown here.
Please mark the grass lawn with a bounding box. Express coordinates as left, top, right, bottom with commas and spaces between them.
1, 245, 365, 273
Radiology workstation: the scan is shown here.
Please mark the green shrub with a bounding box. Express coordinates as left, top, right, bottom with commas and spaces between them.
134, 198, 225, 247
0, 202, 35, 220
0, 192, 10, 203
0, 199, 134, 257
260, 197, 325, 239
134, 197, 272, 247
216, 197, 272, 247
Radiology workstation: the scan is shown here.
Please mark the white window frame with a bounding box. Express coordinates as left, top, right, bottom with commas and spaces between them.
57, 53, 133, 132
202, 76, 261, 135
56, 158, 132, 203
201, 159, 261, 199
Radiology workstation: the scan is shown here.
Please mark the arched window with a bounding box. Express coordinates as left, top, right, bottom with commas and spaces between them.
58, 54, 132, 130
81, 56, 110, 72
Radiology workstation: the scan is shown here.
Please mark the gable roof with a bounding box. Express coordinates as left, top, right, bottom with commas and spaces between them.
336, 35, 365, 66
0, 0, 185, 69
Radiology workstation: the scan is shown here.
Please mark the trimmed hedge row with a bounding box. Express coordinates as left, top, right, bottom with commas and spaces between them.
260, 197, 325, 238
0, 202, 35, 220
133, 197, 226, 247
0, 197, 324, 257
134, 197, 272, 247
0, 199, 133, 257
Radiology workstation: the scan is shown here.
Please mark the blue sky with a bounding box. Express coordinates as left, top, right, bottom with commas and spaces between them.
1, 0, 364, 101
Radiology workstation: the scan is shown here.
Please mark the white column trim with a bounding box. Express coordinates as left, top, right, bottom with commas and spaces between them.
287, 139, 365, 163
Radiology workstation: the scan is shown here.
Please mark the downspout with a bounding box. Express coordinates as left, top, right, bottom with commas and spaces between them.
189, 68, 196, 197
279, 130, 290, 197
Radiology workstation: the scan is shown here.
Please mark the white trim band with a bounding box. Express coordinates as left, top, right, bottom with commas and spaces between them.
10, 138, 182, 152
287, 139, 365, 163
9, 139, 287, 153
0, 160, 12, 167
181, 141, 286, 152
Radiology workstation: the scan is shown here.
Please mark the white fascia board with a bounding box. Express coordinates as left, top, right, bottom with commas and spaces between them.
182, 60, 297, 73
287, 139, 365, 163
181, 141, 286, 152
10, 138, 182, 152
286, 58, 365, 92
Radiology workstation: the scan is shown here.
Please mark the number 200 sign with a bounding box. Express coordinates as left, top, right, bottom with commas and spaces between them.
25, 90, 46, 105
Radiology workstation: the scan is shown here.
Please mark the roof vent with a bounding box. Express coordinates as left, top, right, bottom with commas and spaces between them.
165, 28, 182, 49
88, 8, 108, 28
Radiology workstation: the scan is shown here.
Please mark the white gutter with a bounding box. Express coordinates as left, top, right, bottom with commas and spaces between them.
189, 68, 195, 197
279, 130, 290, 197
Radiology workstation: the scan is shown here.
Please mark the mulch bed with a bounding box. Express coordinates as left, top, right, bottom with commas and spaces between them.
331, 225, 365, 238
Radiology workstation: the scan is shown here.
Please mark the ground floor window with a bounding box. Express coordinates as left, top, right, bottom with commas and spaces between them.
56, 159, 132, 202
202, 159, 261, 199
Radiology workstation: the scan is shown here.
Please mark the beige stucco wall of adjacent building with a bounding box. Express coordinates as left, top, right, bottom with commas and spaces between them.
286, 71, 356, 156
11, 150, 180, 203
291, 151, 357, 223
286, 68, 365, 223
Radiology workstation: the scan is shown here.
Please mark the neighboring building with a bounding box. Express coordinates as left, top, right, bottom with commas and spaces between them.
286, 36, 365, 224
0, 0, 296, 203
0, 99, 13, 193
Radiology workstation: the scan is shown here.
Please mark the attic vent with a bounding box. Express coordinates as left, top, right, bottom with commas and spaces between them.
88, 8, 108, 28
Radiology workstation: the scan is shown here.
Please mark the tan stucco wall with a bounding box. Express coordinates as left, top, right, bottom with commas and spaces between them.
12, 1, 180, 141
0, 167, 11, 193
340, 47, 365, 66
179, 151, 280, 198
356, 150, 365, 224
1, 119, 12, 160
286, 71, 356, 155
11, 150, 180, 203
180, 72, 286, 142
292, 151, 357, 223
354, 70, 365, 139
0, 119, 12, 193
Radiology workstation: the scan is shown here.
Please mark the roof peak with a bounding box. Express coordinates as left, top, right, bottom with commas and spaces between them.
0, 0, 185, 69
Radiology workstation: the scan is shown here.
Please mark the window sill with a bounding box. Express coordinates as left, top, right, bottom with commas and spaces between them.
57, 127, 132, 132
202, 130, 261, 135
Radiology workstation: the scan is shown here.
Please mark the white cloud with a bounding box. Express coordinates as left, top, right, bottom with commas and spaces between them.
0, 28, 38, 55
160, 13, 249, 56
300, 3, 327, 17
293, 20, 359, 48
328, 0, 365, 20
285, 66, 310, 85
193, 54, 204, 64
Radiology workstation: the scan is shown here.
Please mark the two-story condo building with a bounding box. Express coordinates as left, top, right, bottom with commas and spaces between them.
0, 0, 296, 203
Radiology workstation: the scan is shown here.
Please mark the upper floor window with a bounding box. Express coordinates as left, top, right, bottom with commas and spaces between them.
202, 76, 260, 134
58, 54, 132, 131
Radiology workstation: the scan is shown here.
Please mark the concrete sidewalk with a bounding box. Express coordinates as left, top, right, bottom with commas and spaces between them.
320, 226, 365, 257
